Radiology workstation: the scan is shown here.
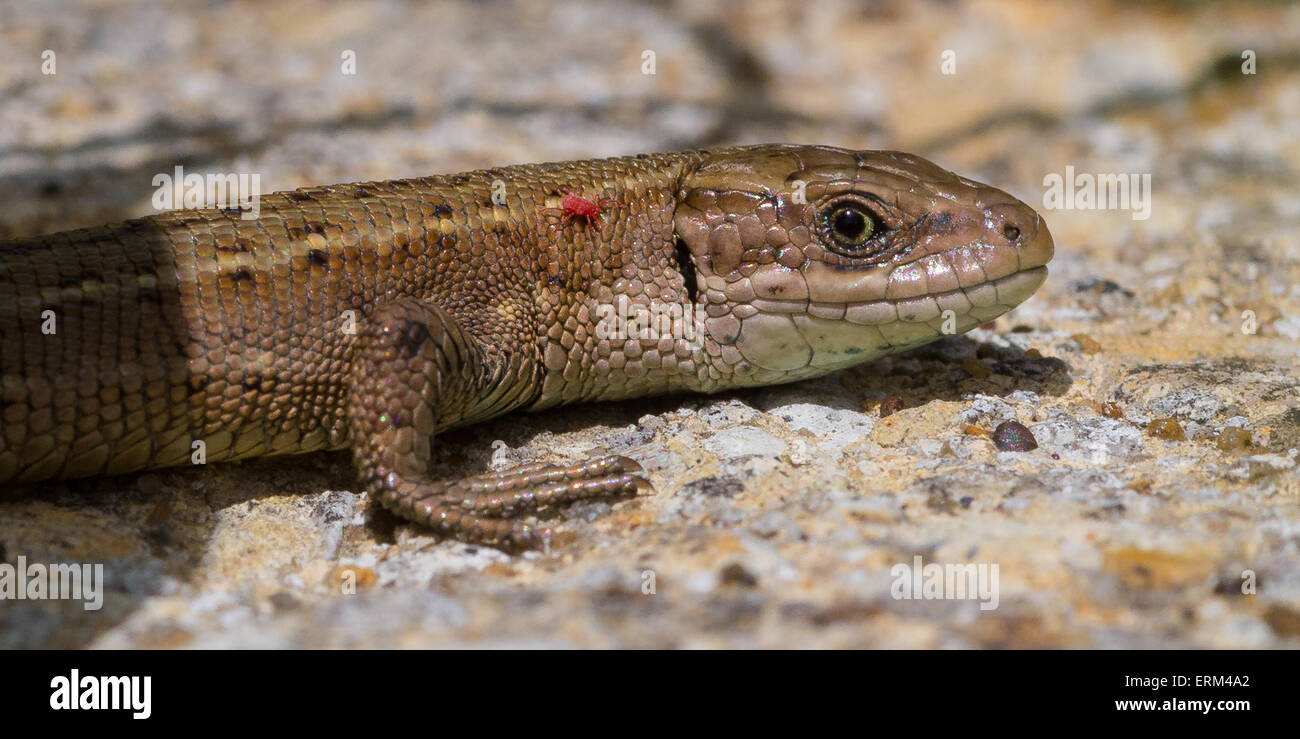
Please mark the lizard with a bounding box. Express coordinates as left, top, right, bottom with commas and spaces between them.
0, 144, 1053, 550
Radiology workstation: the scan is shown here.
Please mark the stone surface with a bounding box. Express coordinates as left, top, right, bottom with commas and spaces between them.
1, 0, 1297, 648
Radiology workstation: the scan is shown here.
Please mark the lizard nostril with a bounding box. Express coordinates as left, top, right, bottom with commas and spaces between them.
1001, 223, 1021, 242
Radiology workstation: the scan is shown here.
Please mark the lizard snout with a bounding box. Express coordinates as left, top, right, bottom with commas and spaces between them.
983, 201, 1054, 273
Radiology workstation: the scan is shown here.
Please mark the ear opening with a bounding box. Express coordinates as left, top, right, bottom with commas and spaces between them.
671, 233, 699, 304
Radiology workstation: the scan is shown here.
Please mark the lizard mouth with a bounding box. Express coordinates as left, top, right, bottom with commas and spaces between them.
842, 265, 1049, 326
778, 265, 1049, 371
741, 263, 1048, 324
721, 262, 1051, 376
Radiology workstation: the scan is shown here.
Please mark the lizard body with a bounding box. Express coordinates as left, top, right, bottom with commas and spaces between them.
0, 145, 1053, 548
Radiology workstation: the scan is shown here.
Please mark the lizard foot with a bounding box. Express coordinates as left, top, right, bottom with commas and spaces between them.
380, 455, 652, 551
346, 298, 653, 551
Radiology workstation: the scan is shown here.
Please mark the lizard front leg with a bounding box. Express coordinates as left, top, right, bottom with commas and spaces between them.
346, 298, 649, 550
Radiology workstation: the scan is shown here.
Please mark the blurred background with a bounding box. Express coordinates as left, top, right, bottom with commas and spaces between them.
2, 1, 1295, 239
2, 1, 1299, 648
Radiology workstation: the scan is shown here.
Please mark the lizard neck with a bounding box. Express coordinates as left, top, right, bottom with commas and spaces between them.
523, 152, 715, 409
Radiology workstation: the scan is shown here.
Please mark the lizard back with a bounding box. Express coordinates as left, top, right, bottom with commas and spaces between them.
0, 151, 698, 482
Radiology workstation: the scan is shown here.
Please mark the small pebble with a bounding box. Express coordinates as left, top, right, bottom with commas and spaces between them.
269, 592, 300, 611
962, 357, 992, 379
718, 562, 758, 588
879, 395, 905, 418
1147, 417, 1186, 441
1072, 333, 1101, 354
992, 420, 1038, 451
1216, 427, 1253, 452
1096, 401, 1124, 419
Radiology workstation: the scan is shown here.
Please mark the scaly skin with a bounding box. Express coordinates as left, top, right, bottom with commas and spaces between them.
0, 145, 1053, 549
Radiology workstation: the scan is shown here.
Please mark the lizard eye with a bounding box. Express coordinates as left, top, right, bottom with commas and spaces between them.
819, 199, 881, 255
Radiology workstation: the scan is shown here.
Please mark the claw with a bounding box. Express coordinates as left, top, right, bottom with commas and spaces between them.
614, 456, 645, 475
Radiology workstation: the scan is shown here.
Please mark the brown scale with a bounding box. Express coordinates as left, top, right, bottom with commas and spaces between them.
0, 145, 1052, 549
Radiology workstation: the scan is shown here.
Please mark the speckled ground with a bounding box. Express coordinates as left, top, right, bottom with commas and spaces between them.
1, 0, 1298, 648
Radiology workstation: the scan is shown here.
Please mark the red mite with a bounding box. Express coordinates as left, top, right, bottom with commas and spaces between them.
552, 188, 614, 228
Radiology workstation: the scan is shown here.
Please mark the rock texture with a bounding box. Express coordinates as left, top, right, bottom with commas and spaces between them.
1, 0, 1297, 648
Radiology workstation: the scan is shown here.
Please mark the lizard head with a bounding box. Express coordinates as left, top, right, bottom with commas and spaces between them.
673, 144, 1053, 390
